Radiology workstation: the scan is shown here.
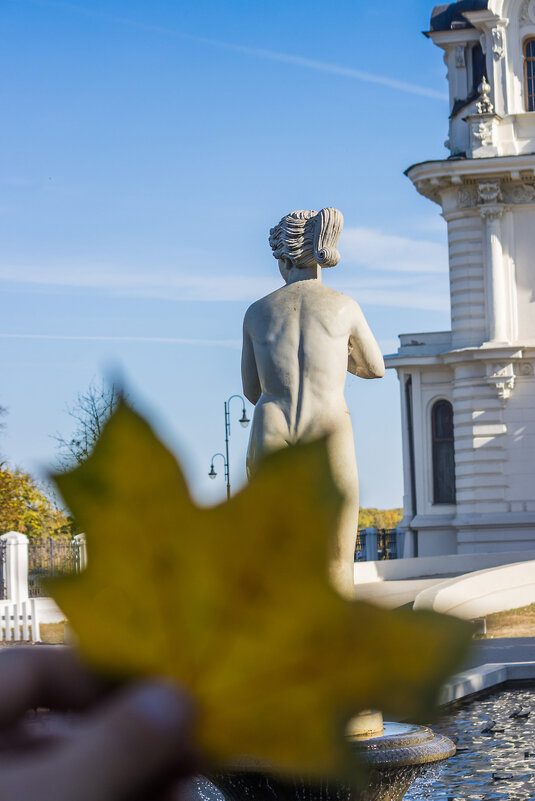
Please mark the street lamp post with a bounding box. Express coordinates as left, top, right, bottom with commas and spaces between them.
208, 452, 228, 495
208, 394, 250, 500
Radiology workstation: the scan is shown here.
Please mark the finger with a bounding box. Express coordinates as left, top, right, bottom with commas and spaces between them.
0, 647, 102, 727
0, 680, 197, 801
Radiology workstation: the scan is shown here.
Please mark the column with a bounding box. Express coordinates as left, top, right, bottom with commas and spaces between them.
73, 533, 88, 571
363, 528, 378, 562
480, 204, 508, 343
0, 532, 29, 603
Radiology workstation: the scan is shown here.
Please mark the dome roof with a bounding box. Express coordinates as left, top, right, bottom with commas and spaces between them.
430, 0, 490, 31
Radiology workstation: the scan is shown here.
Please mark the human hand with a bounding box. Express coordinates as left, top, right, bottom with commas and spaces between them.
0, 647, 198, 801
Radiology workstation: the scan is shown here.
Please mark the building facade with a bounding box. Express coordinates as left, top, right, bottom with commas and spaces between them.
386, 0, 535, 557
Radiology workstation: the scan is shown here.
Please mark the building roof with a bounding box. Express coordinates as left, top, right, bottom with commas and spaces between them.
430, 0, 489, 31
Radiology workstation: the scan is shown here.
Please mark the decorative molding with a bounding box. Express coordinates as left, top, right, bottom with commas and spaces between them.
455, 46, 466, 68
492, 363, 508, 374
476, 78, 494, 115
458, 187, 477, 208
478, 180, 503, 205
491, 27, 505, 61
456, 181, 535, 210
487, 362, 515, 400
484, 360, 535, 396
479, 203, 505, 220
473, 121, 494, 146
461, 79, 502, 159
482, 359, 533, 398
520, 0, 535, 27
504, 182, 535, 203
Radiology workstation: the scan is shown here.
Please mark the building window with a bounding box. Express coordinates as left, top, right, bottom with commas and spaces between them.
471, 43, 486, 96
432, 400, 456, 505
525, 39, 535, 112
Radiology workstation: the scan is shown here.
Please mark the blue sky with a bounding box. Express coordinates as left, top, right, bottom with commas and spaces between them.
0, 0, 451, 509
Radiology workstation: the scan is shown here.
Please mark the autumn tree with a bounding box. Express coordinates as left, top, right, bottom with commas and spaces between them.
0, 467, 70, 538
54, 380, 122, 468
0, 405, 71, 537
359, 507, 403, 530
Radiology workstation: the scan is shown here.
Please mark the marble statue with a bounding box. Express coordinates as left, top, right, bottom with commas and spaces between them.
241, 208, 385, 598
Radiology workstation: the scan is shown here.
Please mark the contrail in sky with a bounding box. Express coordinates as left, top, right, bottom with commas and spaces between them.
16, 0, 448, 101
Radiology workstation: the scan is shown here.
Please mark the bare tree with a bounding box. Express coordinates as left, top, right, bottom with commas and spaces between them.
0, 405, 7, 465
54, 380, 123, 468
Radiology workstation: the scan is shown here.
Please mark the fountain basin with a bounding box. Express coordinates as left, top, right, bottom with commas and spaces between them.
211, 722, 456, 801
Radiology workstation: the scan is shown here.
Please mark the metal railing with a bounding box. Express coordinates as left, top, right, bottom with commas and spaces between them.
378, 529, 398, 560
28, 537, 81, 598
354, 528, 402, 562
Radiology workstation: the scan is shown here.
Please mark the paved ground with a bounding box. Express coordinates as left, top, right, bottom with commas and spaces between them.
466, 637, 535, 669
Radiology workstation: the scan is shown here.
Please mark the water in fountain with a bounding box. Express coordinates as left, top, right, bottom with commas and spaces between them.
405, 687, 535, 800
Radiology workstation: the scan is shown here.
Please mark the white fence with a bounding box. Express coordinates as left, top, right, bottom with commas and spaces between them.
0, 599, 40, 642
0, 531, 87, 642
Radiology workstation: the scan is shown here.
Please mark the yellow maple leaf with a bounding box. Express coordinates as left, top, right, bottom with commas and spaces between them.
50, 401, 472, 778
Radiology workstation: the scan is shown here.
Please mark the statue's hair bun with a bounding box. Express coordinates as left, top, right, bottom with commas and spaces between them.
315, 247, 340, 268
313, 208, 343, 268
269, 206, 343, 269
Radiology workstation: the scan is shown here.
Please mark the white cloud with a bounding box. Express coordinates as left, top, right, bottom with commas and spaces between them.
0, 261, 277, 302
0, 226, 451, 312
340, 227, 448, 274
326, 226, 450, 311
339, 285, 449, 312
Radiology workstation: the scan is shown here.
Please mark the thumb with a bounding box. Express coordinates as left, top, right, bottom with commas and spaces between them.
7, 681, 197, 801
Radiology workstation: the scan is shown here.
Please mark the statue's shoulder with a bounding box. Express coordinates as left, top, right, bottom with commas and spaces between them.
243, 287, 284, 329
313, 283, 363, 312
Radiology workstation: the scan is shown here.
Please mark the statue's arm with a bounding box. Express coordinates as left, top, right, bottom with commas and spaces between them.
241, 319, 261, 405
347, 303, 385, 379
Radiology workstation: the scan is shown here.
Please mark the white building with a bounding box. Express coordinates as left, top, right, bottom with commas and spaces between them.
386, 0, 535, 558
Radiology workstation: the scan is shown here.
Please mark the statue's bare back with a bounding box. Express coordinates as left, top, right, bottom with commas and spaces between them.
243, 281, 383, 457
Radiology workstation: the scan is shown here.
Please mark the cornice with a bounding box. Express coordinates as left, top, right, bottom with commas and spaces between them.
440, 345, 525, 364
406, 153, 535, 204
462, 9, 503, 26
384, 354, 445, 368
424, 28, 482, 45
387, 343, 535, 401
406, 153, 535, 182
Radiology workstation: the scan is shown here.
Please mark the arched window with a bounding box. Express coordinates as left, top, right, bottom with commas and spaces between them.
432, 400, 456, 505
525, 39, 535, 111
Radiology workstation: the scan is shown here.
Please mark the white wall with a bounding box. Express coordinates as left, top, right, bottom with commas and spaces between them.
504, 377, 535, 508
354, 549, 535, 583
35, 598, 66, 625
